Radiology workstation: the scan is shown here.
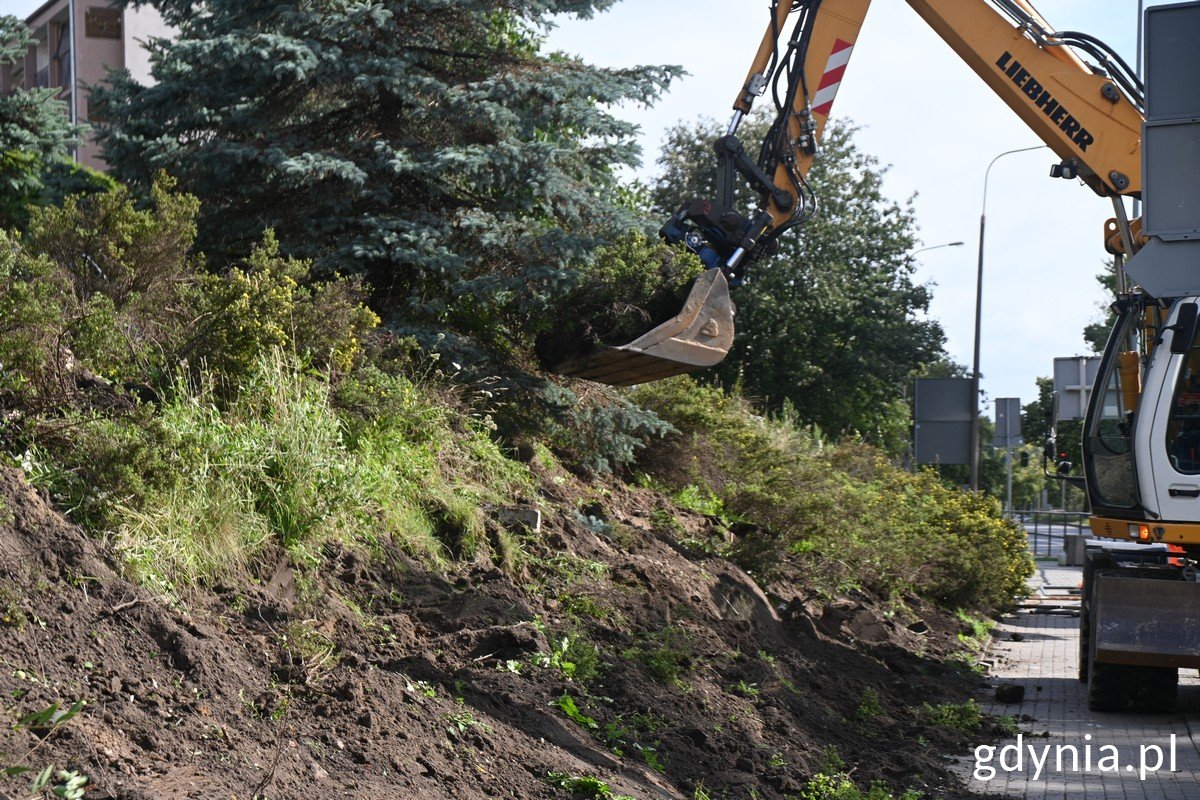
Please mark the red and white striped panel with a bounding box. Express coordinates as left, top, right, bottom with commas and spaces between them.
811, 38, 854, 116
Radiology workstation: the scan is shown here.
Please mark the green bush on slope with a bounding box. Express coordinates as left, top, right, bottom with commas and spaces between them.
3, 177, 528, 592
632, 377, 1032, 614
2, 175, 378, 408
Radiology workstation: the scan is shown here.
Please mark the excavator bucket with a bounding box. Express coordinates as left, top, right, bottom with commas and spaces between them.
553, 268, 735, 386
1093, 574, 1200, 668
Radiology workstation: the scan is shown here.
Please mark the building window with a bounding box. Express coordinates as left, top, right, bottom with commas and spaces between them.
84, 8, 122, 40
53, 22, 71, 94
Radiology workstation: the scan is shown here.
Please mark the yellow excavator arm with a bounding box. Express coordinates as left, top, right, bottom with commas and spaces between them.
555, 0, 1145, 386
742, 0, 1143, 239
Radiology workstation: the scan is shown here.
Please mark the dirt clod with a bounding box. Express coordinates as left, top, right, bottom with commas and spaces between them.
995, 683, 1026, 703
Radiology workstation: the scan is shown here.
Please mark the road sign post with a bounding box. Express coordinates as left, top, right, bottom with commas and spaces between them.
995, 397, 1022, 513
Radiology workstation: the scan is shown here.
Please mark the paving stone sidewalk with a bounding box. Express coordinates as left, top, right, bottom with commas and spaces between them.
951, 562, 1200, 798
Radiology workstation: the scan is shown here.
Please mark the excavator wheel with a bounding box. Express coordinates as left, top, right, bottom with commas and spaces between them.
1084, 563, 1180, 712
1077, 548, 1112, 683
1134, 666, 1179, 713
1087, 660, 1177, 713
553, 268, 735, 386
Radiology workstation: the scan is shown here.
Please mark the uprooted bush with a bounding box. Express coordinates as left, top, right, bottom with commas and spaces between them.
534, 230, 704, 369
631, 377, 1033, 614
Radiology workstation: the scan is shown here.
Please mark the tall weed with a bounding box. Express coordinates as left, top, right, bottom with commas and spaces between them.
114, 351, 530, 591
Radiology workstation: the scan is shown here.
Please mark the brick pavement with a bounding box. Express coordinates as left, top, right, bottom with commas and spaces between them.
952, 562, 1200, 798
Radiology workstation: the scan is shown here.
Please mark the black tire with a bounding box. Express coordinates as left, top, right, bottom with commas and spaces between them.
1087, 614, 1178, 712
1083, 555, 1181, 711
1135, 666, 1179, 713
1078, 550, 1108, 683
1087, 658, 1138, 711
1089, 662, 1178, 712
1078, 595, 1090, 682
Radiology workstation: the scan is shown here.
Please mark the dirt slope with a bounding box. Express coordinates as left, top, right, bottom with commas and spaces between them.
0, 465, 989, 799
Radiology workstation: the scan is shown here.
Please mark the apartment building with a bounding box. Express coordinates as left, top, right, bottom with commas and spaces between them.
1, 0, 172, 170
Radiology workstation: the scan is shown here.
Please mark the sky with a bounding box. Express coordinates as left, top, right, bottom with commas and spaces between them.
540, 0, 1171, 414
4, 0, 1164, 414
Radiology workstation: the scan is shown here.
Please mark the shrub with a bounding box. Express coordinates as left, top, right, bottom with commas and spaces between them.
7, 175, 378, 399
25, 172, 200, 313
20, 407, 169, 531
0, 230, 69, 405
556, 393, 675, 474
185, 231, 379, 385
632, 377, 1033, 614
525, 381, 675, 475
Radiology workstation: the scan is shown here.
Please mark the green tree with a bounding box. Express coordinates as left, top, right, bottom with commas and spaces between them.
0, 15, 101, 229
652, 116, 945, 449
1083, 258, 1120, 353
1017, 375, 1087, 509
95, 0, 680, 360
1022, 376, 1055, 450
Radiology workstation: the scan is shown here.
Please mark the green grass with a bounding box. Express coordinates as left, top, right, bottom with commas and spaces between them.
799, 772, 923, 800
623, 625, 693, 686
536, 629, 602, 684
922, 699, 982, 734
955, 610, 994, 654
547, 772, 635, 800
114, 350, 531, 593
856, 687, 882, 723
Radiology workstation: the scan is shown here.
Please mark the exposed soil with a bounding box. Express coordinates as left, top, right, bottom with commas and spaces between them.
0, 462, 994, 799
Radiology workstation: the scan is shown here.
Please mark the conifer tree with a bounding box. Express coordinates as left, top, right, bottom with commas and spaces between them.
0, 15, 93, 229
95, 1, 679, 357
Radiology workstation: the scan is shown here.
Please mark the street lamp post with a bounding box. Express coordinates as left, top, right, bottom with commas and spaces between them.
971, 145, 1048, 492
911, 241, 965, 257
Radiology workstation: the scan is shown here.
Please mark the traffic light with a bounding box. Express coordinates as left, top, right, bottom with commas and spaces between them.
1020, 450, 1030, 467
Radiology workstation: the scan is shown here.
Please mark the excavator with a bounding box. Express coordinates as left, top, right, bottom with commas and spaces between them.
556, 0, 1200, 712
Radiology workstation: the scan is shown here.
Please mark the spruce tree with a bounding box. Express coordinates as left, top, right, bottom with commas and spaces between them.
0, 15, 93, 229
96, 1, 679, 358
